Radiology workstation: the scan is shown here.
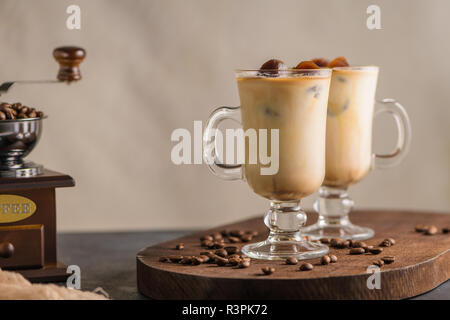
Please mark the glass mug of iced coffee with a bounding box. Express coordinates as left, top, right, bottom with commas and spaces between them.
301, 57, 412, 240
203, 60, 331, 260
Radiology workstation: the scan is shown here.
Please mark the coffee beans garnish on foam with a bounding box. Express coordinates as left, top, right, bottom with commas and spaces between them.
294, 61, 320, 69
259, 59, 288, 76
0, 102, 44, 120
327, 56, 350, 68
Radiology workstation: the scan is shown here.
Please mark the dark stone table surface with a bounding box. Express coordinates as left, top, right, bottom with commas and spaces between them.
57, 231, 449, 300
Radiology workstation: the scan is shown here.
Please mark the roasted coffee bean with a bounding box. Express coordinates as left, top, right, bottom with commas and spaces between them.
212, 242, 225, 249
230, 230, 244, 237
300, 263, 313, 271
27, 110, 37, 118
17, 113, 27, 119
363, 245, 374, 253
380, 238, 395, 247
224, 246, 238, 255
200, 235, 213, 241
240, 234, 253, 242
198, 255, 210, 263
381, 256, 395, 264
239, 260, 250, 268
228, 257, 241, 266
200, 251, 212, 256
372, 260, 384, 267
220, 230, 229, 237
443, 227, 450, 234
11, 102, 22, 110
311, 58, 330, 68
0, 111, 6, 120
319, 238, 330, 244
212, 232, 223, 240
228, 253, 240, 259
415, 224, 428, 232
328, 56, 350, 68
321, 255, 331, 265
159, 256, 169, 262
336, 240, 350, 249
329, 255, 338, 263
202, 240, 214, 248
261, 267, 275, 275
181, 256, 194, 264
352, 241, 366, 248
215, 257, 228, 266
330, 238, 344, 248
228, 236, 241, 243
168, 255, 183, 263
175, 243, 184, 250
191, 257, 203, 265
215, 249, 228, 257
285, 256, 298, 265
368, 248, 383, 255
295, 61, 320, 70
350, 248, 365, 255
425, 225, 438, 235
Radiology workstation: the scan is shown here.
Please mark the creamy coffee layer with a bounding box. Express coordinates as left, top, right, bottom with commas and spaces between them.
237, 75, 330, 201
324, 67, 379, 187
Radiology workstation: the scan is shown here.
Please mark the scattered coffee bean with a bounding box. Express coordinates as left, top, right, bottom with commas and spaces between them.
230, 230, 244, 237
329, 255, 338, 263
212, 242, 225, 249
215, 249, 228, 257
215, 257, 228, 266
381, 256, 395, 264
261, 267, 275, 275
159, 256, 169, 262
425, 225, 438, 235
200, 235, 213, 241
220, 230, 229, 237
175, 243, 184, 250
285, 256, 298, 265
350, 248, 365, 255
239, 260, 250, 268
443, 227, 450, 234
319, 238, 330, 244
321, 255, 331, 265
228, 257, 241, 266
372, 260, 384, 267
415, 224, 428, 232
212, 233, 223, 241
330, 238, 344, 248
240, 234, 253, 242
191, 257, 203, 265
368, 248, 383, 255
228, 236, 241, 243
202, 240, 213, 247
300, 263, 313, 271
363, 245, 374, 253
168, 255, 183, 263
198, 255, 210, 263
352, 241, 366, 248
180, 256, 193, 264
224, 246, 238, 255
380, 238, 395, 247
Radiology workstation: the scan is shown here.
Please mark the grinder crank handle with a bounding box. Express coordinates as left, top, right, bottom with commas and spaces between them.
0, 46, 86, 96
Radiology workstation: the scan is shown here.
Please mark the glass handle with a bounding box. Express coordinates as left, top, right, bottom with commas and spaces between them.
372, 98, 412, 169
203, 106, 243, 180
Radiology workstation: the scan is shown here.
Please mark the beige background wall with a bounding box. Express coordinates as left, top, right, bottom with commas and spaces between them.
0, 0, 449, 231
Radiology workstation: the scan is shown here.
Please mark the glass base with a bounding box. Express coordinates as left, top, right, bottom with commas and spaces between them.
301, 221, 374, 241
242, 237, 329, 260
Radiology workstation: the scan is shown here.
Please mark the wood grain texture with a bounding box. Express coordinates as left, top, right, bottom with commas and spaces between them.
137, 210, 450, 300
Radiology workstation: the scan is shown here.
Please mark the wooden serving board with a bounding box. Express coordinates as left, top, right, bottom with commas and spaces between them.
137, 210, 450, 300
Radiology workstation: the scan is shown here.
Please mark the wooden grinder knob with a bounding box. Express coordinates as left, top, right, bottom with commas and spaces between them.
53, 46, 86, 82
0, 241, 14, 259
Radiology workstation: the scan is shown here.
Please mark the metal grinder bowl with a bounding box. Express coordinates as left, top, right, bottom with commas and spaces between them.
0, 117, 46, 176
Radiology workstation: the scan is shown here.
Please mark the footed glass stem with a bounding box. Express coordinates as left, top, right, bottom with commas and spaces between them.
301, 186, 374, 240
242, 201, 329, 260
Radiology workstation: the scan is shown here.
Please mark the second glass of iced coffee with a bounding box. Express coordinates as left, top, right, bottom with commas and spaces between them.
302, 62, 411, 240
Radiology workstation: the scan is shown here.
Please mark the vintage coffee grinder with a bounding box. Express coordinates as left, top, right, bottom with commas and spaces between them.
0, 46, 85, 282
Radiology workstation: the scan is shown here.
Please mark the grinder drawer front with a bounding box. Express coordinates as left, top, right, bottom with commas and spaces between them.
0, 224, 44, 269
